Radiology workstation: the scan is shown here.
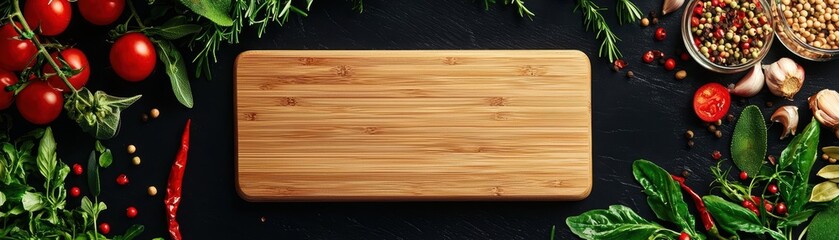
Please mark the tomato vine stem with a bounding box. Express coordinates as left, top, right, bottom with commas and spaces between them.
10, 0, 78, 95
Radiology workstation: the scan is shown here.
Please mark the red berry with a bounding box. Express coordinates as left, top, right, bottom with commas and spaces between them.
764, 202, 774, 213
691, 16, 700, 27
712, 150, 722, 160
99, 222, 110, 234
642, 51, 656, 63
742, 199, 755, 208
741, 41, 751, 50
679, 232, 691, 240
713, 28, 724, 39
693, 38, 701, 47
768, 183, 779, 194
69, 186, 80, 197
613, 59, 627, 70
694, 4, 704, 15
655, 27, 667, 41
126, 206, 138, 218
776, 202, 788, 215
664, 58, 676, 71
72, 163, 83, 175
681, 52, 691, 61
739, 171, 748, 180
116, 174, 129, 185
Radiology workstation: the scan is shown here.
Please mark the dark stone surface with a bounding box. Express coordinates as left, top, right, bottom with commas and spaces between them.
30, 0, 839, 239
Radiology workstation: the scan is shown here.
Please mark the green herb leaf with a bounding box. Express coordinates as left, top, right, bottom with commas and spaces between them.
779, 119, 821, 213
809, 181, 839, 202
65, 88, 141, 139
807, 200, 839, 240
94, 140, 105, 153
632, 160, 696, 235
778, 209, 816, 228
817, 165, 839, 179
0, 191, 6, 207
177, 0, 233, 26
152, 39, 194, 108
21, 192, 43, 211
86, 150, 100, 197
36, 127, 57, 181
113, 224, 144, 240
703, 195, 784, 239
146, 16, 202, 40
98, 149, 112, 168
566, 205, 680, 240
731, 105, 767, 177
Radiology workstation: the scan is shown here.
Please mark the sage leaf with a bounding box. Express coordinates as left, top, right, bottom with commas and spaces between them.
807, 200, 839, 240
809, 181, 839, 202
177, 0, 233, 26
703, 195, 784, 240
86, 150, 100, 197
145, 16, 201, 40
98, 149, 112, 168
731, 105, 767, 176
35, 127, 56, 181
632, 160, 696, 235
152, 39, 194, 108
566, 205, 680, 240
65, 88, 141, 139
779, 119, 820, 213
817, 165, 839, 179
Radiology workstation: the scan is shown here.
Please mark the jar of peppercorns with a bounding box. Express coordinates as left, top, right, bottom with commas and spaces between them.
771, 0, 839, 61
682, 0, 776, 73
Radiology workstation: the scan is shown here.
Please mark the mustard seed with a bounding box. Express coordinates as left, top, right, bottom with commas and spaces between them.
127, 144, 136, 154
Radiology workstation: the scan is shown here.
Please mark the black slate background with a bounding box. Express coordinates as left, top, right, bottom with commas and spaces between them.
22, 0, 839, 239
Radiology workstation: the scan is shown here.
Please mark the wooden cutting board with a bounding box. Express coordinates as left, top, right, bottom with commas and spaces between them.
235, 50, 592, 201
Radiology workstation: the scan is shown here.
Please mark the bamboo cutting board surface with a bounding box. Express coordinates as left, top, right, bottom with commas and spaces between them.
235, 50, 592, 201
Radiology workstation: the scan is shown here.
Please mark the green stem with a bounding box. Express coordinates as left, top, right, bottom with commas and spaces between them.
10, 0, 78, 95
797, 225, 809, 240
126, 0, 146, 28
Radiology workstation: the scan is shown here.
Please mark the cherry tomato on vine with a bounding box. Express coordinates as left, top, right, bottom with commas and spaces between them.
679, 232, 690, 240
110, 33, 156, 82
16, 81, 63, 125
23, 0, 72, 36
0, 71, 19, 110
78, 0, 125, 26
693, 82, 731, 122
0, 22, 38, 71
43, 48, 90, 92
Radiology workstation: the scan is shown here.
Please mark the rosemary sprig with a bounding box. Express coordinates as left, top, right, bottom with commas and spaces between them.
350, 0, 363, 13
482, 0, 535, 18
575, 0, 622, 62
615, 0, 643, 25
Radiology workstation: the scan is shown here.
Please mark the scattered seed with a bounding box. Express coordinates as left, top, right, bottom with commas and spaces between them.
626, 70, 635, 78
823, 153, 830, 160
766, 101, 774, 107
712, 150, 722, 160
132, 156, 141, 166
150, 108, 160, 118
685, 130, 695, 139
727, 114, 735, 122
831, 158, 838, 164
127, 144, 136, 154
147, 186, 158, 196
641, 18, 650, 27
715, 130, 723, 138
141, 113, 149, 122
260, 216, 267, 223
675, 70, 687, 80
714, 119, 722, 126
682, 169, 691, 177
688, 140, 695, 148
708, 125, 717, 132
768, 155, 777, 165
652, 17, 659, 25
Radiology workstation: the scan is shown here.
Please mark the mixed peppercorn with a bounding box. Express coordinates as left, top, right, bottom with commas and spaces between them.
689, 0, 773, 66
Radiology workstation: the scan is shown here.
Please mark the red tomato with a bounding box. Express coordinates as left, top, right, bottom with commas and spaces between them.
99, 222, 110, 234
126, 206, 137, 218
43, 48, 90, 92
78, 0, 125, 26
23, 0, 72, 36
693, 83, 731, 122
679, 232, 691, 240
0, 71, 19, 110
69, 186, 80, 197
16, 81, 63, 125
110, 33, 156, 82
0, 22, 38, 71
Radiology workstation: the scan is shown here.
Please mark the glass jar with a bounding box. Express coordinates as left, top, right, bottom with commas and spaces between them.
770, 0, 839, 61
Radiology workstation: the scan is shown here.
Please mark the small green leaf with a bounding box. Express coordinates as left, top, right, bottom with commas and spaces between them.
98, 149, 112, 168
152, 39, 194, 108
86, 150, 100, 197
80, 196, 94, 216
817, 165, 839, 179
0, 191, 6, 207
778, 209, 816, 228
810, 181, 839, 202
808, 200, 839, 240
113, 224, 144, 240
632, 160, 696, 235
65, 88, 141, 139
566, 205, 680, 240
703, 195, 784, 240
21, 192, 43, 211
94, 141, 105, 153
731, 105, 767, 177
779, 119, 821, 214
146, 16, 202, 40
177, 0, 233, 26
36, 127, 57, 180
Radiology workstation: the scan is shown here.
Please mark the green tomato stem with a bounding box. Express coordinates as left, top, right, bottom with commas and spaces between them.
126, 0, 146, 28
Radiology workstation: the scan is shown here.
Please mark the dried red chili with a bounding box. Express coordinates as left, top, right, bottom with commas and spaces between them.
671, 175, 719, 236
166, 119, 191, 240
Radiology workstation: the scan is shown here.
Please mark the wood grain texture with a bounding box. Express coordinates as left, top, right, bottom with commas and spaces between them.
235, 50, 591, 201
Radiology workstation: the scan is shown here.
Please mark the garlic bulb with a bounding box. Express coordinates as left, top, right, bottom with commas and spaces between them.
729, 64, 764, 97
771, 106, 799, 139
764, 58, 805, 100
810, 89, 839, 138
662, 0, 685, 15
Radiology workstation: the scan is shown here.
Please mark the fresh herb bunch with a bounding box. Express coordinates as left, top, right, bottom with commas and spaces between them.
615, 0, 643, 25
575, 0, 622, 62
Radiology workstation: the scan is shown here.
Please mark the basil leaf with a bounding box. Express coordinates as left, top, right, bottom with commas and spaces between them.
566, 205, 680, 240
80, 196, 94, 216
779, 119, 820, 213
152, 39, 194, 108
807, 200, 839, 240
731, 105, 767, 176
632, 160, 695, 234
65, 88, 141, 139
98, 149, 112, 168
703, 195, 784, 240
21, 192, 43, 211
177, 0, 233, 26
146, 16, 202, 40
36, 127, 57, 181
809, 181, 839, 202
86, 150, 100, 197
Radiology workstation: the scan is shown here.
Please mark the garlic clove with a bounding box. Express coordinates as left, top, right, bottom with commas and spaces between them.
662, 0, 685, 15
729, 64, 765, 97
764, 58, 805, 100
771, 106, 799, 139
809, 89, 839, 138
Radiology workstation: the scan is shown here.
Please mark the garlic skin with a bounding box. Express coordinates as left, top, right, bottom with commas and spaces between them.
662, 0, 685, 15
771, 106, 799, 139
729, 64, 765, 97
810, 89, 839, 138
764, 58, 805, 100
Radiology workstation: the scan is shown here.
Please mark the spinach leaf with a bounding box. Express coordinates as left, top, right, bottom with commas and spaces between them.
807, 200, 839, 240
86, 150, 100, 197
730, 105, 767, 177
703, 195, 784, 239
177, 0, 233, 26
779, 119, 821, 214
152, 39, 194, 108
632, 160, 696, 235
566, 205, 680, 240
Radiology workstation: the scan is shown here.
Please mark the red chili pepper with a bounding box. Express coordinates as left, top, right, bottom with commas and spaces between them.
166, 119, 191, 240
671, 175, 716, 232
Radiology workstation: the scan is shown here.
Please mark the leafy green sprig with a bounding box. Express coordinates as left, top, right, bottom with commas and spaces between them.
575, 0, 622, 62
482, 0, 535, 18
615, 0, 643, 25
